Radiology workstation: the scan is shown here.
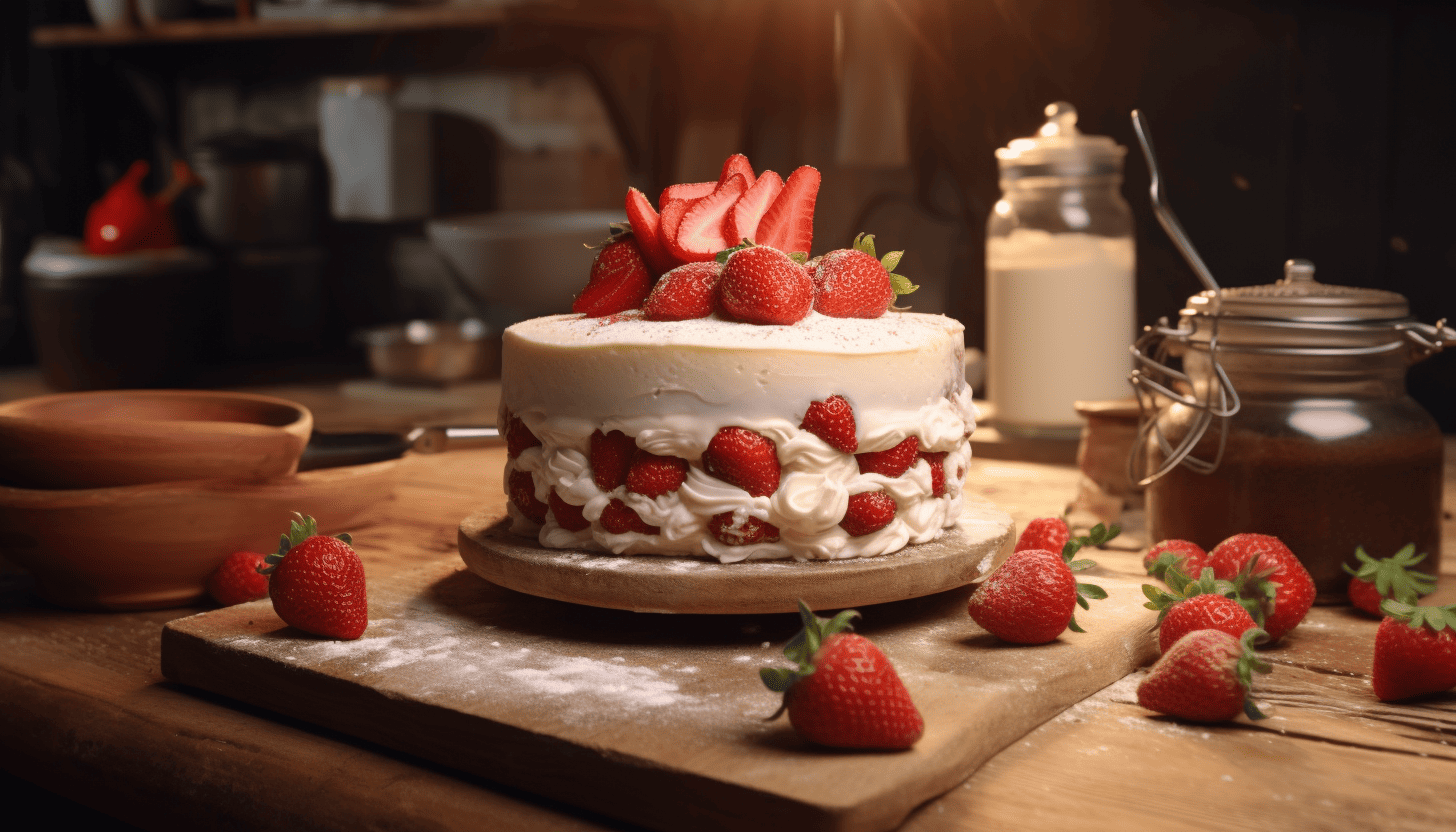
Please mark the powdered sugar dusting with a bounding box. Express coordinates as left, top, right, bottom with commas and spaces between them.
219, 612, 778, 727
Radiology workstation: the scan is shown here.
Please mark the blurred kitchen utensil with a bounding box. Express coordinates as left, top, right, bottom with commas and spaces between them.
297, 424, 499, 471
1130, 109, 1220, 294
355, 318, 498, 384
190, 133, 324, 247
22, 236, 218, 390
0, 389, 312, 489
425, 210, 623, 320
0, 458, 396, 611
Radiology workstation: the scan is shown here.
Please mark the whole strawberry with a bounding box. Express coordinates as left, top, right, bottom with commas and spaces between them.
1143, 538, 1208, 579
1143, 564, 1260, 654
260, 513, 368, 640
1137, 628, 1272, 722
717, 243, 813, 325
573, 234, 653, 317
761, 601, 923, 749
207, 550, 270, 607
1371, 600, 1456, 702
642, 261, 721, 321
1015, 516, 1070, 554
967, 523, 1116, 644
702, 426, 781, 497
813, 233, 916, 319
1344, 543, 1437, 616
1205, 533, 1314, 643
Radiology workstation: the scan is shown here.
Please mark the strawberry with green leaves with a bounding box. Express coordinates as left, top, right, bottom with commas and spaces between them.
1204, 533, 1314, 643
1143, 565, 1260, 654
812, 233, 917, 319
1137, 628, 1272, 722
761, 601, 923, 749
1344, 544, 1437, 616
1143, 538, 1208, 579
260, 513, 368, 640
967, 523, 1117, 644
1372, 600, 1456, 702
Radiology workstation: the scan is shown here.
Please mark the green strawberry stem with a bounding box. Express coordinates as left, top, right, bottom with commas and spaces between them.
1237, 628, 1274, 720
1061, 523, 1118, 632
1344, 543, 1436, 604
761, 600, 859, 717
1142, 564, 1263, 627
258, 512, 353, 576
851, 231, 917, 302
1380, 599, 1456, 631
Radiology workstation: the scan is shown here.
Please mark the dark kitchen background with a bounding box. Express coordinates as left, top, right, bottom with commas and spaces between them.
1, 0, 1453, 427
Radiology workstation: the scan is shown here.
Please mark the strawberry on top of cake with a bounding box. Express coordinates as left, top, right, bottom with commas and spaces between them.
500, 154, 976, 563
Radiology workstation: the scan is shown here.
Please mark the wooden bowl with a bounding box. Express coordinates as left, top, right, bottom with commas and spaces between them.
0, 389, 313, 489
0, 459, 398, 611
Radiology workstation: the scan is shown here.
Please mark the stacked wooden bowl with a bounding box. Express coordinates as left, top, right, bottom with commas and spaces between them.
0, 390, 396, 610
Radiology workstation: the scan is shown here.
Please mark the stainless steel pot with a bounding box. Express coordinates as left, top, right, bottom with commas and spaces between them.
190, 134, 323, 247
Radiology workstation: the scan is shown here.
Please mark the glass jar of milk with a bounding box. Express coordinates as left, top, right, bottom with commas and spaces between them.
986, 101, 1135, 438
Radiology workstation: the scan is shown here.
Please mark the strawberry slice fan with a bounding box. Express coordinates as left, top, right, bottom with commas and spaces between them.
627, 154, 822, 278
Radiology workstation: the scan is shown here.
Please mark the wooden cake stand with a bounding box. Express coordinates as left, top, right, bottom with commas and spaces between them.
457, 498, 1015, 614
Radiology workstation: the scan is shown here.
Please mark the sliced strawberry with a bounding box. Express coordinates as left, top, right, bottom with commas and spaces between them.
727, 169, 784, 247
718, 153, 756, 187
708, 511, 780, 546
642, 261, 721, 321
573, 237, 653, 316
799, 394, 857, 453
841, 490, 896, 537
508, 469, 547, 524
625, 187, 675, 277
625, 448, 689, 498
920, 451, 947, 496
717, 244, 814, 325
660, 181, 716, 205
599, 498, 659, 535
668, 173, 749, 263
755, 165, 820, 255
702, 426, 781, 497
548, 489, 590, 532
589, 429, 636, 491
855, 436, 920, 478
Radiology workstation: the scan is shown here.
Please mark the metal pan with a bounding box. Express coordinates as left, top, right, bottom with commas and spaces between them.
297, 425, 500, 471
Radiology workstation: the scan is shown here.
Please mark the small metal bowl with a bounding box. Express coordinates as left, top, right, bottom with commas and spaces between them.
355, 318, 498, 385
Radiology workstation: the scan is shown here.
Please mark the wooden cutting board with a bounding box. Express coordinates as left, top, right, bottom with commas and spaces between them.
161, 547, 1158, 832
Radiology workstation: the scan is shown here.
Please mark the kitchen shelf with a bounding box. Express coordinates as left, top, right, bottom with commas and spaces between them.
31, 3, 659, 49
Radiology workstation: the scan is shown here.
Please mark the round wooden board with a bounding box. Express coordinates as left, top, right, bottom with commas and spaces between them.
457, 498, 1016, 614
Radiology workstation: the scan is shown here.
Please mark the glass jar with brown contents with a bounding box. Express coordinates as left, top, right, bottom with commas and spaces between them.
1133, 259, 1453, 603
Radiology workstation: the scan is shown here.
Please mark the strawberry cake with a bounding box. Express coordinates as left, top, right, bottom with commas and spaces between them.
497, 154, 977, 563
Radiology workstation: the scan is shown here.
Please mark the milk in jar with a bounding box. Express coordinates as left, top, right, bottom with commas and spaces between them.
986, 102, 1136, 437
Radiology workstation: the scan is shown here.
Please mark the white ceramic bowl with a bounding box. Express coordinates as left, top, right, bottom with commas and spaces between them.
426, 210, 625, 318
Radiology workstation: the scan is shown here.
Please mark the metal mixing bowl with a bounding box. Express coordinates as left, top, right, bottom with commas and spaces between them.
355, 318, 498, 384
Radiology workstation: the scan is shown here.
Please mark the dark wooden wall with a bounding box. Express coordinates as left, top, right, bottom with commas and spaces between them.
4, 0, 1454, 425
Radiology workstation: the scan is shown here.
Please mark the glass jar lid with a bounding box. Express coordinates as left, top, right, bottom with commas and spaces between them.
1182, 259, 1416, 353
996, 101, 1128, 178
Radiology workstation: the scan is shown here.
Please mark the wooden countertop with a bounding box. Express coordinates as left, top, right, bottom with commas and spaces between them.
2, 373, 1455, 830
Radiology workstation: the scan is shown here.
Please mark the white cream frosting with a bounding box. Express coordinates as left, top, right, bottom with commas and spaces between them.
501, 309, 977, 562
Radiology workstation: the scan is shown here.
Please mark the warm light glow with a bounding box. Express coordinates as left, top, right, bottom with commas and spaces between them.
100, 224, 120, 242
1289, 404, 1371, 440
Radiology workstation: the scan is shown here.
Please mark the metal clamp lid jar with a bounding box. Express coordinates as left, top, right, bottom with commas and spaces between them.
1130, 257, 1454, 602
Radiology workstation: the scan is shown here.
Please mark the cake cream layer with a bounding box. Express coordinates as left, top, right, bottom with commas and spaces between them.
500, 310, 978, 562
